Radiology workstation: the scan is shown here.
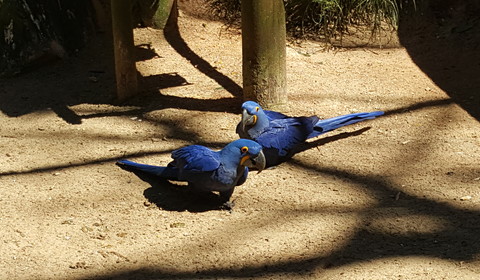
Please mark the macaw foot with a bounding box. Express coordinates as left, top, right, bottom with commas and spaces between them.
220, 200, 235, 211
218, 189, 235, 211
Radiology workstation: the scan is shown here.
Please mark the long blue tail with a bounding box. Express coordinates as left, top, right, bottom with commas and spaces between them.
309, 111, 384, 139
116, 159, 178, 179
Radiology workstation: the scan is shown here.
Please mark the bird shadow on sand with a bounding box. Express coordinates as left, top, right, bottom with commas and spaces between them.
244, 127, 372, 172
117, 164, 231, 212
294, 127, 372, 155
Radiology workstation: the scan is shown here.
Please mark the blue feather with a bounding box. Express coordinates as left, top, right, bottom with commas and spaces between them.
309, 111, 384, 138
116, 160, 177, 178
264, 110, 289, 120
171, 145, 220, 172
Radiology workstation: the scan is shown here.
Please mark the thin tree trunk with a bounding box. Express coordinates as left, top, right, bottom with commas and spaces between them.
153, 0, 177, 29
241, 0, 287, 109
111, 0, 138, 101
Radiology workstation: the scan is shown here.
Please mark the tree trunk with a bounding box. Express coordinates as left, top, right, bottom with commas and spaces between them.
241, 0, 287, 109
153, 0, 177, 29
132, 0, 177, 28
111, 0, 138, 101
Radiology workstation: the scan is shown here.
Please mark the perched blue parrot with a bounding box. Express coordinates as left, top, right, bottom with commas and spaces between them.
117, 139, 266, 208
236, 101, 384, 167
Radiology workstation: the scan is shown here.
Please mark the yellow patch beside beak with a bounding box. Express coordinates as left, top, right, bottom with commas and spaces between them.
240, 155, 250, 165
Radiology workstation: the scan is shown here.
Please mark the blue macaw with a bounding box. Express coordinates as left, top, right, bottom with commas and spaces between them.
236, 101, 384, 167
117, 139, 266, 208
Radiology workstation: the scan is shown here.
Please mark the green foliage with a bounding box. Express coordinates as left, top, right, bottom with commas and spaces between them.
286, 0, 400, 38
206, 0, 412, 40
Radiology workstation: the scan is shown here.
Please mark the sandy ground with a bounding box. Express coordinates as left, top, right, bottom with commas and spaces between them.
1, 2, 479, 279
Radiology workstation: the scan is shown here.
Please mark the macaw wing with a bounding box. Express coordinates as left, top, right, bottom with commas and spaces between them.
264, 110, 290, 120
171, 145, 220, 172
255, 118, 311, 156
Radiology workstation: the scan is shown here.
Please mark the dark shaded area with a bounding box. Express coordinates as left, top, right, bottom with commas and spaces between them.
398, 0, 480, 121
382, 97, 453, 116
295, 127, 371, 154
133, 0, 160, 27
116, 162, 237, 212
135, 43, 162, 61
0, 0, 93, 76
143, 181, 234, 212
0, 54, 113, 124
0, 30, 116, 122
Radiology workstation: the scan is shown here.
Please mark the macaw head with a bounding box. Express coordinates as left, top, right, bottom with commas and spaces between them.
222, 139, 266, 173
240, 101, 268, 132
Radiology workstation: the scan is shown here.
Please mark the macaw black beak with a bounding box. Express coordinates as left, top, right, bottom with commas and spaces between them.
242, 150, 266, 173
241, 109, 257, 131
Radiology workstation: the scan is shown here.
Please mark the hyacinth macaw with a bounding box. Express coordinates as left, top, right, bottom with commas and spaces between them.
236, 101, 384, 167
117, 139, 266, 208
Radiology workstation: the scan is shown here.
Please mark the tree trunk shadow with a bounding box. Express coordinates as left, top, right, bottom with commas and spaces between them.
398, 0, 480, 121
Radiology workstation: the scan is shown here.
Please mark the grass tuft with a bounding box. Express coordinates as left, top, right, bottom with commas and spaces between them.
205, 0, 415, 43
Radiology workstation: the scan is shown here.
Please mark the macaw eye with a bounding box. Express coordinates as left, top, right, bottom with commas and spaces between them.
241, 146, 249, 153
255, 106, 259, 112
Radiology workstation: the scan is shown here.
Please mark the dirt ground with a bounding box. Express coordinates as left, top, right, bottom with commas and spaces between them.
1, 1, 480, 279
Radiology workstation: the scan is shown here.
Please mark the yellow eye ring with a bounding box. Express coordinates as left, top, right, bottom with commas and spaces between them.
255, 106, 259, 112
241, 146, 249, 153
